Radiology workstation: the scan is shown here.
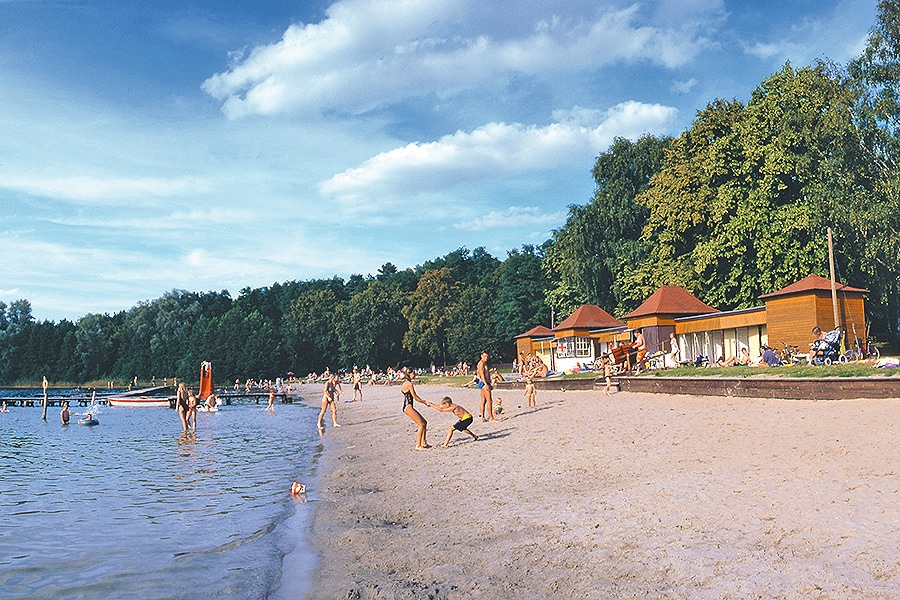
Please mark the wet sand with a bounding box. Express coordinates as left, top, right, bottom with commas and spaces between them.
299, 382, 900, 599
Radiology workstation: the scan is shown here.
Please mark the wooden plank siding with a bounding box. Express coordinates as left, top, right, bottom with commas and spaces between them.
676, 307, 767, 334
766, 292, 866, 351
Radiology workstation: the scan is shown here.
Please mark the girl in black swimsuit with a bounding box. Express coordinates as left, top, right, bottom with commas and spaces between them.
400, 368, 429, 450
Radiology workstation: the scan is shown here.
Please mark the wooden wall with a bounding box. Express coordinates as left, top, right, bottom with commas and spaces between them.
766, 292, 866, 351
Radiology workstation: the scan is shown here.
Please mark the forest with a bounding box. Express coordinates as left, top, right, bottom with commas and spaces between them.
2, 1, 899, 385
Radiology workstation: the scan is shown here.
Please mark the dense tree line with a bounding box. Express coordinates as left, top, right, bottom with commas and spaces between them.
3, 2, 900, 385
0, 247, 550, 385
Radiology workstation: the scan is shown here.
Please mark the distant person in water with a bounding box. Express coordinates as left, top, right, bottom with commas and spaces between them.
186, 392, 198, 430
426, 396, 478, 447
176, 383, 190, 432
205, 393, 218, 411
0, 401, 9, 412
267, 389, 275, 412
60, 402, 70, 424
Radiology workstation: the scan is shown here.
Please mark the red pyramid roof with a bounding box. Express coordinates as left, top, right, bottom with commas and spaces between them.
514, 325, 554, 339
759, 274, 868, 299
623, 286, 718, 319
553, 304, 624, 331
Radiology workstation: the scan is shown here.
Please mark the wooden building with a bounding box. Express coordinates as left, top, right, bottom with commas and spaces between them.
513, 274, 869, 371
759, 274, 868, 352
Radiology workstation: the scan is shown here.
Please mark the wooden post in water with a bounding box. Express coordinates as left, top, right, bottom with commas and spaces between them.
827, 228, 840, 330
41, 375, 49, 420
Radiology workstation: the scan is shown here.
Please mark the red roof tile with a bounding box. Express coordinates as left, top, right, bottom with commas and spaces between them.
623, 286, 719, 319
514, 325, 554, 339
553, 305, 624, 331
759, 274, 868, 299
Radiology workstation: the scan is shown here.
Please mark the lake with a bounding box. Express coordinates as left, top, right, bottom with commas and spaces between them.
0, 391, 321, 599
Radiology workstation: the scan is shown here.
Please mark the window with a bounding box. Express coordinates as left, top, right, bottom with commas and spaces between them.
574, 336, 592, 358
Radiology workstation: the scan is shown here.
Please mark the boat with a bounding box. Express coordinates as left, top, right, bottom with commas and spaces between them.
107, 386, 175, 408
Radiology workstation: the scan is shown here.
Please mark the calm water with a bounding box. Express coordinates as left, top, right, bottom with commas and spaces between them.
0, 391, 322, 599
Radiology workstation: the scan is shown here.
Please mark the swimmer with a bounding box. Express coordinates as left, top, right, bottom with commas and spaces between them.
426, 396, 478, 448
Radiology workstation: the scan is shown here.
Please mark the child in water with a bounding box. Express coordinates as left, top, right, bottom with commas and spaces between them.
60, 401, 70, 424
426, 396, 478, 448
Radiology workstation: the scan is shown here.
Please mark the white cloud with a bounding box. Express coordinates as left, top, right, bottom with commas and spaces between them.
453, 206, 566, 232
319, 101, 677, 206
0, 174, 209, 204
671, 78, 698, 94
203, 0, 710, 118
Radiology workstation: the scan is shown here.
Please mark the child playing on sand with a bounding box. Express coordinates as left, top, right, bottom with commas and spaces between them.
426, 396, 478, 448
524, 379, 536, 407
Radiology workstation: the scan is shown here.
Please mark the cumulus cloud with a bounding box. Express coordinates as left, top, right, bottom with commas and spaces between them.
203, 0, 711, 118
319, 101, 677, 206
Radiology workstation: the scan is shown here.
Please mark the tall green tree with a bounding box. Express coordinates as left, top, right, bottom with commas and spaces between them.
544, 135, 670, 317
848, 0, 900, 344
447, 285, 499, 362
402, 268, 460, 365
335, 279, 408, 369
492, 245, 551, 344
634, 64, 866, 311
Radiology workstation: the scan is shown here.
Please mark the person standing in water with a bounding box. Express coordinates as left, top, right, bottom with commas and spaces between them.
400, 367, 429, 450
60, 401, 70, 425
476, 351, 495, 422
176, 383, 190, 432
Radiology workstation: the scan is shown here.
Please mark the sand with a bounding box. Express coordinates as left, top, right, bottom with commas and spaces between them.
298, 382, 900, 599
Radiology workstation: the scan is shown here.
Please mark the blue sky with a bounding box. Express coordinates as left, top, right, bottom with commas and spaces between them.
0, 0, 877, 321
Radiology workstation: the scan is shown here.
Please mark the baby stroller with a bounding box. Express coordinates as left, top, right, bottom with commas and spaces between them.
810, 328, 845, 365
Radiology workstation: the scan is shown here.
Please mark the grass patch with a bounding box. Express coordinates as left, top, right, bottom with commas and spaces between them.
642, 363, 898, 378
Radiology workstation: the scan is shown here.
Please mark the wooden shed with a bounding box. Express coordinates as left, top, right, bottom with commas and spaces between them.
759, 274, 868, 352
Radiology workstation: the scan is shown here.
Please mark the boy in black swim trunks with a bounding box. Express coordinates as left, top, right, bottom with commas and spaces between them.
426, 396, 479, 447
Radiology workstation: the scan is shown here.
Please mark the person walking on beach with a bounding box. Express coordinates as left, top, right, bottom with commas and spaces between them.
318, 373, 341, 430
426, 396, 478, 447
400, 367, 429, 450
476, 351, 495, 422
176, 383, 190, 432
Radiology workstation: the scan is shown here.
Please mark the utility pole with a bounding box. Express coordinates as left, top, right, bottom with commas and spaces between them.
827, 227, 840, 329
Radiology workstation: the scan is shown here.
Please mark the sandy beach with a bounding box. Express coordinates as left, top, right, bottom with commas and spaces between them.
299, 382, 900, 599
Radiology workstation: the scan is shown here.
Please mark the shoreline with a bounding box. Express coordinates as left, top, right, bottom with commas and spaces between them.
297, 382, 900, 598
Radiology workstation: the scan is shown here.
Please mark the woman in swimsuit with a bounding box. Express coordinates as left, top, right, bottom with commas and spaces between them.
400, 367, 429, 450
176, 382, 190, 432
318, 373, 341, 430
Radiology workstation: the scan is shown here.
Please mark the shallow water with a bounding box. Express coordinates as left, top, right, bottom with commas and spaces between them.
0, 392, 321, 599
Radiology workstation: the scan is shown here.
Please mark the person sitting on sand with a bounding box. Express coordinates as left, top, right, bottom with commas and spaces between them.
60, 401, 70, 424
426, 396, 478, 448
